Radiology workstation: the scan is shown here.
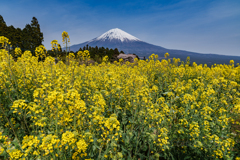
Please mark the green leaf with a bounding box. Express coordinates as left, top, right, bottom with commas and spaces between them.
184, 156, 191, 160
162, 92, 169, 96
93, 145, 96, 152
12, 137, 20, 148
121, 146, 128, 152
14, 123, 20, 129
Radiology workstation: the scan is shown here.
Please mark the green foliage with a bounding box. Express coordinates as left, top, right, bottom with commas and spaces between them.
31, 17, 43, 48
78, 45, 122, 63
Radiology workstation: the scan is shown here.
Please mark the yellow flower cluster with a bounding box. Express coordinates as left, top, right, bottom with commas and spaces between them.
11, 99, 28, 115
157, 127, 169, 149
77, 50, 90, 61
164, 52, 169, 58
7, 148, 23, 159
0, 132, 9, 155
22, 135, 40, 157
62, 31, 70, 44
14, 47, 22, 56
67, 52, 75, 59
104, 114, 120, 131
102, 55, 109, 63
0, 36, 10, 48
35, 45, 47, 58
51, 40, 60, 51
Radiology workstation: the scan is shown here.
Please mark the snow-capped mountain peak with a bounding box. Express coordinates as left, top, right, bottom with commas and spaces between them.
95, 28, 140, 42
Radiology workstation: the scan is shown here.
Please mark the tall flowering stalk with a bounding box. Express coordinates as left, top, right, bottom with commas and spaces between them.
51, 40, 59, 51
51, 40, 60, 58
62, 31, 70, 65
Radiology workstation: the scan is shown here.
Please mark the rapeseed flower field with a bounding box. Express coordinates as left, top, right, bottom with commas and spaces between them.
0, 34, 240, 159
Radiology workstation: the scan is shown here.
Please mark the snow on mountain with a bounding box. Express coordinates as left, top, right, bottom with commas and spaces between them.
94, 28, 140, 42
68, 28, 167, 54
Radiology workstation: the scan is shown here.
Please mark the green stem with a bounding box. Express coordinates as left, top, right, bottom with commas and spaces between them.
55, 97, 58, 136
134, 131, 140, 158
23, 109, 30, 133
66, 40, 68, 66
98, 146, 103, 160
74, 107, 76, 131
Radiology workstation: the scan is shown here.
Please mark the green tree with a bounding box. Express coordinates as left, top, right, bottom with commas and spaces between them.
21, 17, 44, 52
114, 48, 119, 55
6, 25, 17, 47
109, 48, 114, 56
30, 17, 43, 48
22, 24, 33, 51
15, 28, 23, 49
0, 15, 6, 24
0, 15, 7, 37
0, 16, 22, 51
0, 15, 44, 53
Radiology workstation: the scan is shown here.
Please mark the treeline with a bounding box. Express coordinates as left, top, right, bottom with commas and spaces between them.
0, 15, 43, 54
78, 45, 124, 63
77, 45, 139, 63
47, 45, 138, 63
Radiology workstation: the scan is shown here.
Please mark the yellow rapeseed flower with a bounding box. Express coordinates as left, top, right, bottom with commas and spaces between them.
62, 31, 70, 44
14, 47, 22, 56
164, 52, 169, 58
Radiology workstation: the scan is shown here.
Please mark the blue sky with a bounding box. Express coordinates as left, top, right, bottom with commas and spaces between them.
1, 0, 240, 56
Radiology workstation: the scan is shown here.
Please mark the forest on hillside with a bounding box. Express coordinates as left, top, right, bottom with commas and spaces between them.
0, 15, 43, 53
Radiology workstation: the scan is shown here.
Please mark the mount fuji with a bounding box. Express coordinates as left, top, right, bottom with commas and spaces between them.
68, 28, 240, 65
69, 28, 168, 55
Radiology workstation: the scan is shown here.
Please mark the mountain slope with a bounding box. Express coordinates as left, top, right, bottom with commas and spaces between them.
67, 28, 240, 66
68, 28, 167, 54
